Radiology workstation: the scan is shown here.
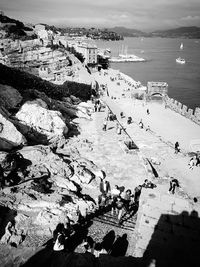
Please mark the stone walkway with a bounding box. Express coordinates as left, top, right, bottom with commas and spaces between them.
103, 96, 200, 198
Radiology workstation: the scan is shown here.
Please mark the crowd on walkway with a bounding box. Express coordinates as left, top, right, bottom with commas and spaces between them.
51, 168, 156, 255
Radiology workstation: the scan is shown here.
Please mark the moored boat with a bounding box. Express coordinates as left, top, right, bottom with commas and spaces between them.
176, 57, 186, 64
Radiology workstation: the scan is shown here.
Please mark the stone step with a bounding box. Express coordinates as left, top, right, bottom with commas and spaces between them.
93, 211, 137, 231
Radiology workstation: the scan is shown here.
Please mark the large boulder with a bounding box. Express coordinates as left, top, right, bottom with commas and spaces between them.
0, 84, 22, 110
19, 145, 73, 178
0, 111, 26, 151
15, 99, 68, 144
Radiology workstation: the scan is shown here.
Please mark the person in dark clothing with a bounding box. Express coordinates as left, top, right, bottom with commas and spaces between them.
147, 109, 150, 115
99, 177, 111, 195
127, 117, 132, 124
0, 166, 4, 189
134, 185, 142, 205
121, 189, 132, 211
102, 119, 107, 131
120, 112, 124, 119
195, 155, 200, 167
168, 178, 179, 194
174, 141, 180, 154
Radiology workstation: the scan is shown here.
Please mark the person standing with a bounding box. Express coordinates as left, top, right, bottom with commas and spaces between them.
174, 141, 180, 154
168, 178, 179, 194
99, 175, 111, 195
102, 119, 107, 131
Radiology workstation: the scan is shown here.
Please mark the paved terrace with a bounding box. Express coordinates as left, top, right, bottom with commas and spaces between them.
92, 69, 200, 199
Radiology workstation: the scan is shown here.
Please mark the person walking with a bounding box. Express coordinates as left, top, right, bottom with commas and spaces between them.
102, 119, 107, 131
174, 141, 180, 154
168, 178, 179, 194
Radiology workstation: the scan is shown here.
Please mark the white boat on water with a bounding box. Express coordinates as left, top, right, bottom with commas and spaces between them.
109, 45, 145, 62
176, 57, 186, 64
109, 54, 145, 62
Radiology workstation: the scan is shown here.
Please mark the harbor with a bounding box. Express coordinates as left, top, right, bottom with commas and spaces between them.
1, 8, 200, 266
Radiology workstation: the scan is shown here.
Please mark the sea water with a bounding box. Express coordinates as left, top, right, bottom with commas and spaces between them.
96, 37, 200, 110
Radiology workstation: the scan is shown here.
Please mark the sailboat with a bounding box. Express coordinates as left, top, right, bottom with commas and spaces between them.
176, 42, 185, 64
109, 45, 145, 62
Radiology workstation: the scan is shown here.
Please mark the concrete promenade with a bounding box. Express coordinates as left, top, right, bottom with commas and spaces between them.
92, 69, 200, 199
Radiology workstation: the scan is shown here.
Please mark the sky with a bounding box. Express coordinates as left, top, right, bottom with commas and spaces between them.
1, 0, 200, 31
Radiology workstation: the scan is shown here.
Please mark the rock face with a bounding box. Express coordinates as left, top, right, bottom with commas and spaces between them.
0, 84, 22, 110
19, 145, 73, 178
15, 99, 68, 145
0, 111, 26, 151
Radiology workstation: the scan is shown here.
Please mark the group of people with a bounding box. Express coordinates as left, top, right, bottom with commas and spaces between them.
97, 173, 156, 223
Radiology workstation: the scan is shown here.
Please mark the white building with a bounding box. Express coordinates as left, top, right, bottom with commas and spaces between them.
76, 43, 97, 65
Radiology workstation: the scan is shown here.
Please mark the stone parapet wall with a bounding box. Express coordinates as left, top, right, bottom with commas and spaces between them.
165, 96, 200, 125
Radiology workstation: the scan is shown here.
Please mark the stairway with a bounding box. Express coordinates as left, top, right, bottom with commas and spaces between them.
93, 210, 137, 231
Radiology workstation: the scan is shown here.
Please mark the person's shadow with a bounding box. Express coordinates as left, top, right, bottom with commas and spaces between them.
101, 230, 115, 252
110, 234, 129, 257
